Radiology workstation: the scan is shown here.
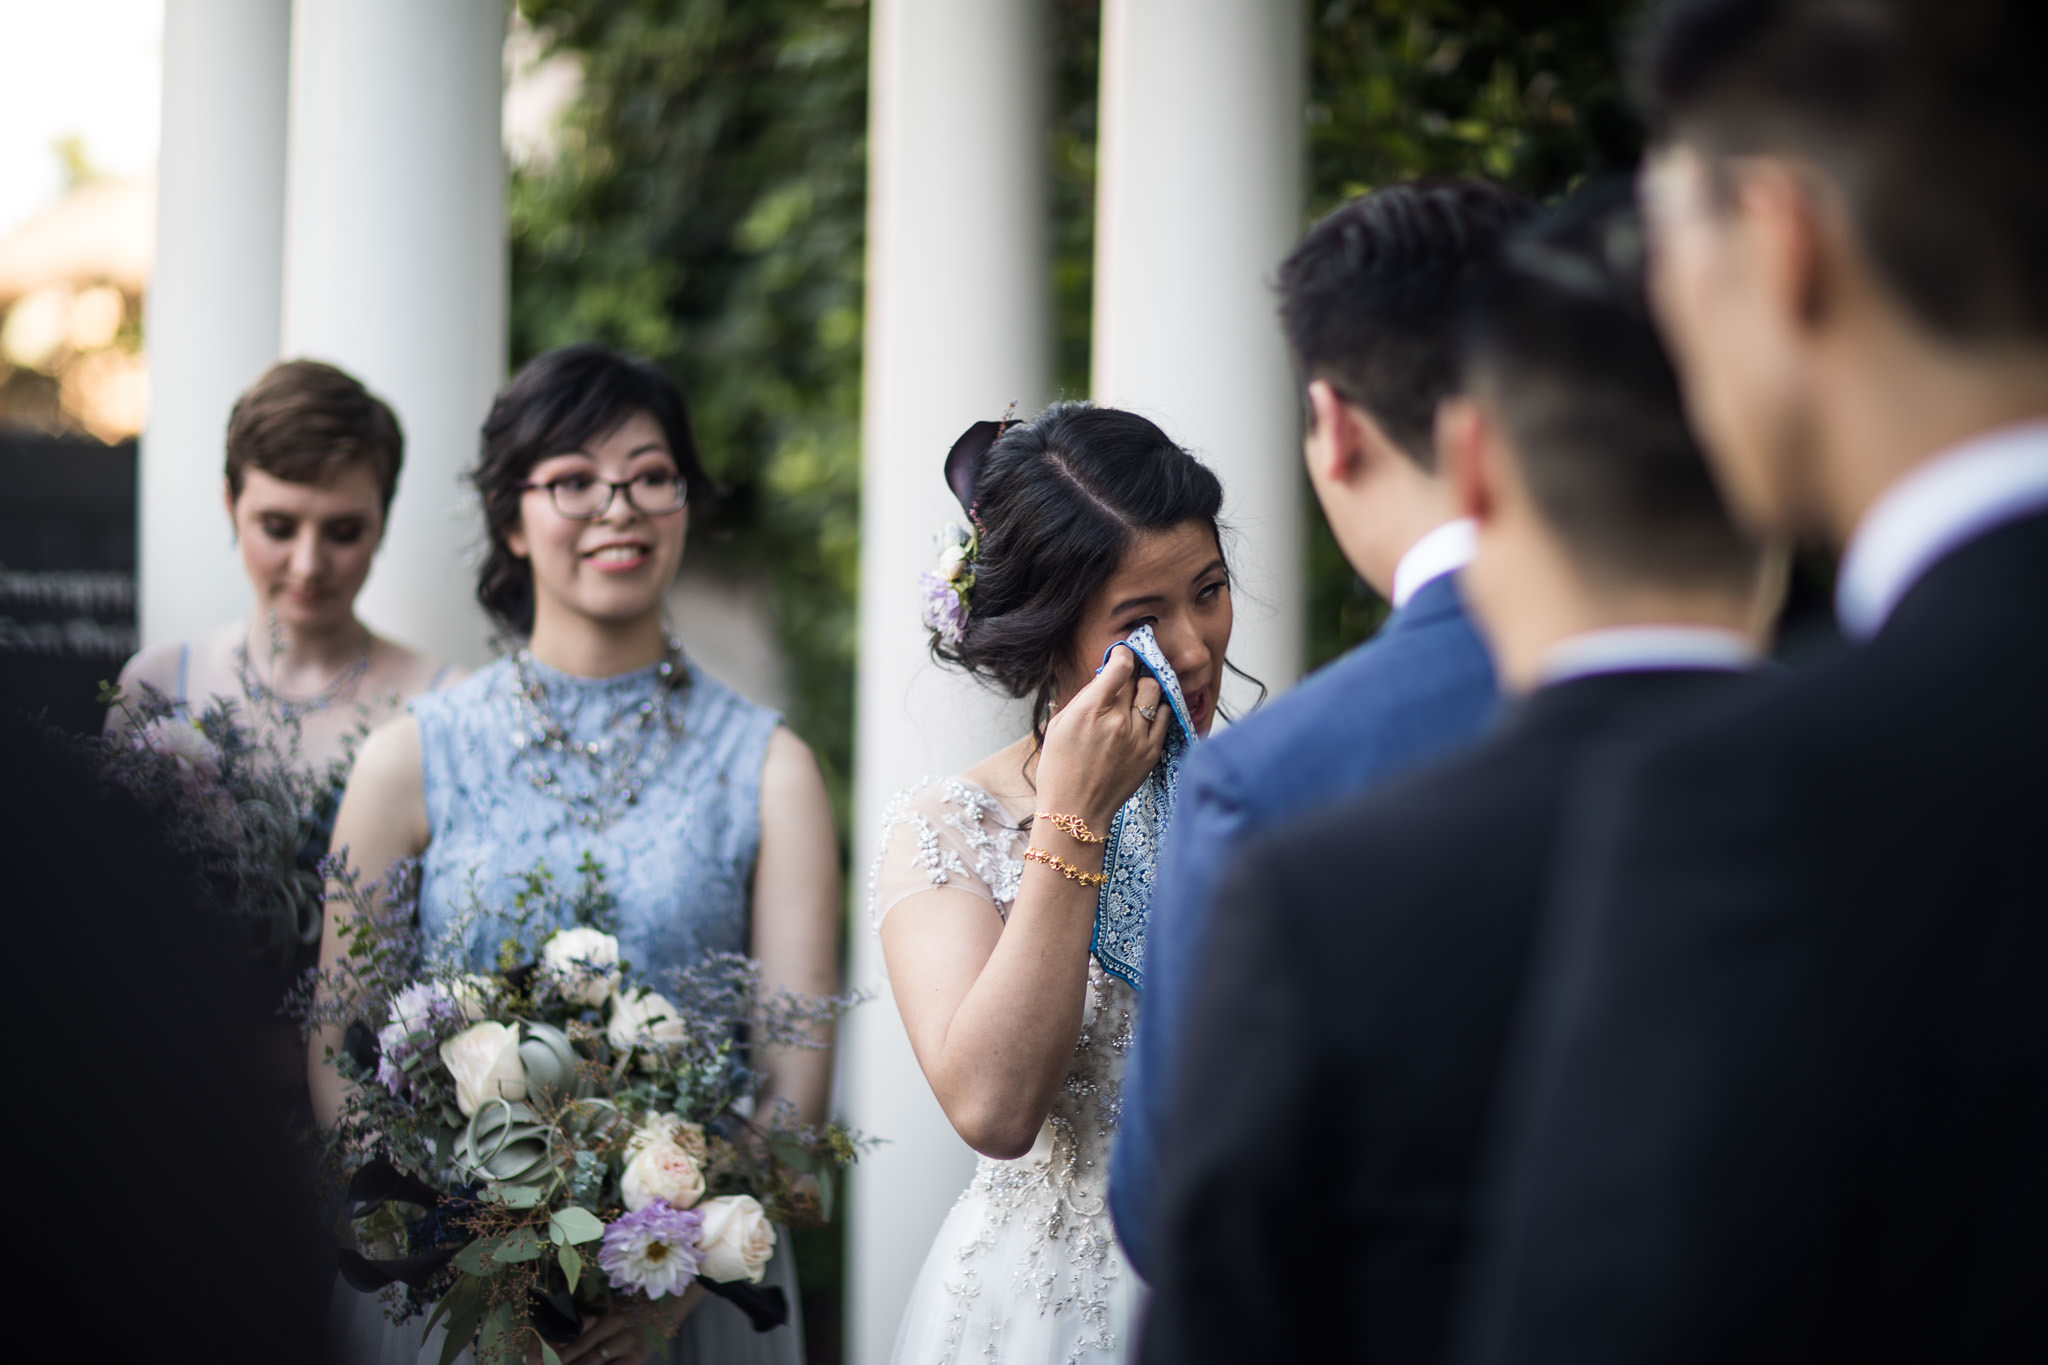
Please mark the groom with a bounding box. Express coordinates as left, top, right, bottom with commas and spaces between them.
1140, 181, 1769, 1363
1110, 178, 1534, 1276
1461, 2, 2048, 1361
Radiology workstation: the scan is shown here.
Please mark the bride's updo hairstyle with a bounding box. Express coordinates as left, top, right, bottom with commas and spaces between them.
471, 344, 712, 636
932, 401, 1234, 731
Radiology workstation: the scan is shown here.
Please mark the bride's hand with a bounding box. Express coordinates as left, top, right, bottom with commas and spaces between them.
1034, 647, 1169, 831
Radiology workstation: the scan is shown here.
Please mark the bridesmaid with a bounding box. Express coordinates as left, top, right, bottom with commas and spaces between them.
316, 344, 840, 1365
111, 359, 457, 769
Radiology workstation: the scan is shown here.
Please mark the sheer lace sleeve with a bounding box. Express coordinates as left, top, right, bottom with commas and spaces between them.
867, 777, 1028, 928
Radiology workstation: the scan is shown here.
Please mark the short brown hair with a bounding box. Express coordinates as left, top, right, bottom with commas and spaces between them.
224, 360, 404, 512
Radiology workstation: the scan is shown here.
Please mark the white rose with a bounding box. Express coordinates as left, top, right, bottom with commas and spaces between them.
540, 927, 621, 1007
937, 544, 969, 583
134, 717, 222, 787
450, 975, 499, 1023
695, 1195, 776, 1284
939, 521, 971, 550
440, 1021, 528, 1116
607, 988, 687, 1061
619, 1135, 707, 1212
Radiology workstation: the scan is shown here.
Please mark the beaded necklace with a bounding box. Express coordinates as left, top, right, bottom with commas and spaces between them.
234, 618, 372, 725
507, 639, 691, 831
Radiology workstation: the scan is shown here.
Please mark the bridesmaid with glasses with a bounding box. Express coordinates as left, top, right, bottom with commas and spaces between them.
318, 344, 839, 1365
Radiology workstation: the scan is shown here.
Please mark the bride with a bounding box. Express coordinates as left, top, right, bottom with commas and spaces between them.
871, 403, 1239, 1363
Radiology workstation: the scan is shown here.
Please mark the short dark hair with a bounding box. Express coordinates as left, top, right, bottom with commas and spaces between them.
1640, 0, 2048, 343
1277, 178, 1537, 470
224, 360, 404, 512
472, 344, 712, 636
1460, 179, 1758, 590
935, 402, 1251, 735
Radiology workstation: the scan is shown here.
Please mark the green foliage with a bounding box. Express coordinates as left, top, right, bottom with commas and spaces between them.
1298, 0, 1644, 666
511, 0, 869, 817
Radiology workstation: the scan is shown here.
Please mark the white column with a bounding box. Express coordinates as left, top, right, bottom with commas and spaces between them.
1093, 0, 1308, 698
846, 1, 1049, 1360
141, 0, 293, 647
281, 0, 506, 666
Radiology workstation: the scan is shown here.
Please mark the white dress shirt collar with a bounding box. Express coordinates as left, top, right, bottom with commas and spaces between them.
1836, 419, 2048, 641
1538, 625, 1759, 688
1390, 518, 1477, 609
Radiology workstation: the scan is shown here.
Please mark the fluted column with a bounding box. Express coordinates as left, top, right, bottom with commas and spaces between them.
845, 0, 1050, 1359
1093, 0, 1308, 698
141, 0, 292, 647
281, 0, 506, 665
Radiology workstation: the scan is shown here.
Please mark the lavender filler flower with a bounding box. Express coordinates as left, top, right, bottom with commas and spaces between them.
376, 982, 457, 1097
599, 1204, 706, 1299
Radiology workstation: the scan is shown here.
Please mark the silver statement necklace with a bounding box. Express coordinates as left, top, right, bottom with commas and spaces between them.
508, 638, 691, 831
235, 616, 372, 725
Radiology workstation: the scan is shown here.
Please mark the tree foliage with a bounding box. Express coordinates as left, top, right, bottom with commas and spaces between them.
508, 0, 1644, 808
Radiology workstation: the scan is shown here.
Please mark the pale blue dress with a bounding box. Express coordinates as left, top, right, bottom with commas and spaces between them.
332, 654, 805, 1365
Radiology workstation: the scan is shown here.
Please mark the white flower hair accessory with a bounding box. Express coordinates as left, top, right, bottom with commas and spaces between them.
919, 520, 977, 644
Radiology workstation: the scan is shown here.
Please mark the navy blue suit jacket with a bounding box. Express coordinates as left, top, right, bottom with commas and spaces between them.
1109, 570, 1498, 1277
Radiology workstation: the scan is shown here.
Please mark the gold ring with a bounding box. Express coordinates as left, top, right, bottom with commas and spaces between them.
1140, 703, 1159, 722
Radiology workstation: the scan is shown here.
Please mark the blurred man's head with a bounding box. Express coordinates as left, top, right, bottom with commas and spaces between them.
1635, 0, 2048, 542
1277, 178, 1536, 595
1443, 181, 1769, 688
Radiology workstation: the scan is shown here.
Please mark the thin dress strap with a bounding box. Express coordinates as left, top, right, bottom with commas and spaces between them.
426, 663, 451, 691
174, 643, 191, 705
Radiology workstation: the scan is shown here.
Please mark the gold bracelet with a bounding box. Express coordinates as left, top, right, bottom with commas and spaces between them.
1023, 845, 1108, 887
1033, 811, 1106, 844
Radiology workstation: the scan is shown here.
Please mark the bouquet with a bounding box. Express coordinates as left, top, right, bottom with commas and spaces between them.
299, 856, 865, 1365
94, 679, 350, 965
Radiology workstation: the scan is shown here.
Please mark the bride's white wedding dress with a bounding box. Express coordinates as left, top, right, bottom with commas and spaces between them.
872, 777, 1144, 1365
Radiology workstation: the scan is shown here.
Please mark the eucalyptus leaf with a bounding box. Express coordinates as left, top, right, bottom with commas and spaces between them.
550, 1206, 606, 1245
478, 1301, 516, 1359
497, 1184, 545, 1209
816, 1166, 835, 1224
452, 1239, 494, 1276
542, 1347, 563, 1365
493, 1227, 544, 1262
559, 1242, 582, 1293
438, 1294, 485, 1365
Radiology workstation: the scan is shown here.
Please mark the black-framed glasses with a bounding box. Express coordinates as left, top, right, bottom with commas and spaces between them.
515, 471, 688, 519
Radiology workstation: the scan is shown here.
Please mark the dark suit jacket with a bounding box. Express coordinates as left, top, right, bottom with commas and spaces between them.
1461, 511, 2048, 1365
1139, 665, 1753, 1364
1112, 572, 1499, 1277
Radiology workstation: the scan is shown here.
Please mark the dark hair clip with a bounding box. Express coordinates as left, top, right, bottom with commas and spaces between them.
944, 401, 1019, 514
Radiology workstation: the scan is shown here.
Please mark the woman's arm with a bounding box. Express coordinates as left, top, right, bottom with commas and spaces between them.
309, 713, 429, 1126
749, 727, 842, 1128
880, 652, 1165, 1160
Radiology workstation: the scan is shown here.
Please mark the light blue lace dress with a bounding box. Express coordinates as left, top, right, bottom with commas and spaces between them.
332, 654, 805, 1365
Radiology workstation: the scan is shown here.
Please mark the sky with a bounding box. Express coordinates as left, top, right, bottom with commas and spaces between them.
0, 0, 164, 241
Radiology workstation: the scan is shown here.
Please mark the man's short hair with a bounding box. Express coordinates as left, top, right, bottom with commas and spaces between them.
1640, 0, 2048, 344
1460, 179, 1759, 591
1277, 178, 1536, 471
224, 360, 404, 512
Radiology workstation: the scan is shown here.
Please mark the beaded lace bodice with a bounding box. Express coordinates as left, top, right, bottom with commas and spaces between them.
871, 777, 1138, 1362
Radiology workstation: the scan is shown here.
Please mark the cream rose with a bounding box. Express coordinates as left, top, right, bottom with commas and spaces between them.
620, 1135, 707, 1212
625, 1112, 707, 1162
540, 927, 622, 1007
607, 987, 686, 1062
695, 1195, 776, 1284
937, 543, 969, 582
440, 1021, 528, 1116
